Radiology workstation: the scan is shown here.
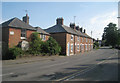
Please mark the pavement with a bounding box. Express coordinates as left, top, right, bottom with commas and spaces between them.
2, 47, 119, 81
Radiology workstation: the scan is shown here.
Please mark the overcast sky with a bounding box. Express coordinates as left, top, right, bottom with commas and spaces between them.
2, 2, 118, 40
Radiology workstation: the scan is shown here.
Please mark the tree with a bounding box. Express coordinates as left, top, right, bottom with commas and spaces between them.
102, 23, 119, 47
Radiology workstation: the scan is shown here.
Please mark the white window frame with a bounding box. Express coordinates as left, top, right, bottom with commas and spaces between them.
77, 36, 79, 41
85, 44, 87, 51
71, 35, 74, 41
77, 44, 79, 51
40, 34, 46, 41
21, 29, 26, 39
71, 44, 73, 52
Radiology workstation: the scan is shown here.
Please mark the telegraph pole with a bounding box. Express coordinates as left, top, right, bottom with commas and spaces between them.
91, 31, 92, 38
74, 16, 76, 24
24, 10, 28, 14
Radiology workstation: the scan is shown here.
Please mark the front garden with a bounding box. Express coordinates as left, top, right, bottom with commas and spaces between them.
2, 32, 61, 60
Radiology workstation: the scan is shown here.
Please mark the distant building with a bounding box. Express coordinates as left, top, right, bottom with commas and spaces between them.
45, 18, 93, 56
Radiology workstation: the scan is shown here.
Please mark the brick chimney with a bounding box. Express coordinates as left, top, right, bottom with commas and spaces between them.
23, 14, 29, 24
56, 17, 64, 25
84, 29, 86, 33
70, 23, 76, 29
80, 27, 83, 32
76, 26, 80, 30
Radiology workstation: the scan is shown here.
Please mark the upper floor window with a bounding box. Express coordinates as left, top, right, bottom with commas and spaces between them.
85, 44, 87, 51
86, 38, 87, 42
91, 40, 93, 43
82, 38, 84, 43
21, 29, 26, 38
41, 34, 46, 41
77, 36, 79, 41
71, 35, 74, 41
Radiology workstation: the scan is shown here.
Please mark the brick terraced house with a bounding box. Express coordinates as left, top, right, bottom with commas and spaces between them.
1, 14, 50, 49
45, 18, 93, 56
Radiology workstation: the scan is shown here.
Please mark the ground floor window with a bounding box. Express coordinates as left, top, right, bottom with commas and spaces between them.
82, 44, 84, 51
85, 44, 87, 51
89, 44, 90, 50
71, 44, 73, 52
77, 44, 79, 51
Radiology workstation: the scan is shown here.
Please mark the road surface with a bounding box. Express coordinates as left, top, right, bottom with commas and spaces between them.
2, 47, 119, 81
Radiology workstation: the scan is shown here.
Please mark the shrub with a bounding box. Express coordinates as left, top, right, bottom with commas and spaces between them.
40, 41, 49, 54
93, 41, 99, 49
29, 32, 43, 55
46, 37, 61, 55
2, 42, 8, 60
4, 47, 23, 60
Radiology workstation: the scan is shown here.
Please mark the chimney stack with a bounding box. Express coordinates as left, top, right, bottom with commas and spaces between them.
23, 14, 29, 24
84, 29, 86, 33
80, 27, 83, 32
70, 23, 76, 30
56, 17, 64, 25
76, 26, 80, 30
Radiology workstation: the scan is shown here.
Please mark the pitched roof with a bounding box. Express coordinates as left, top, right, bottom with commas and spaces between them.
83, 33, 92, 39
45, 25, 77, 35
35, 27, 50, 35
45, 24, 92, 39
1, 17, 36, 30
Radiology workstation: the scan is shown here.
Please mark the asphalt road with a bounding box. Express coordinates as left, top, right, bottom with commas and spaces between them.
2, 47, 119, 81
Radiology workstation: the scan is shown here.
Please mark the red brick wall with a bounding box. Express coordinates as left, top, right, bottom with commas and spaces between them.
50, 33, 66, 55
48, 32, 93, 56
74, 35, 80, 54
8, 27, 35, 48
26, 30, 35, 41
9, 28, 21, 48
66, 33, 75, 55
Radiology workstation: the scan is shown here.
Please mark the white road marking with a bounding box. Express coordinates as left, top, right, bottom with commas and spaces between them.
0, 72, 14, 77
57, 53, 116, 81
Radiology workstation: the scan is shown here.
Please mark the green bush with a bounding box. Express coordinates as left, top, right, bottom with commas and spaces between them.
93, 41, 99, 49
46, 37, 61, 55
4, 47, 23, 60
2, 42, 8, 60
29, 32, 43, 55
40, 41, 49, 54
